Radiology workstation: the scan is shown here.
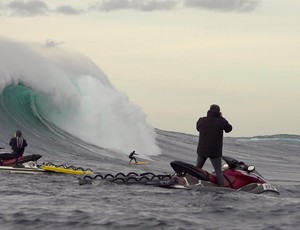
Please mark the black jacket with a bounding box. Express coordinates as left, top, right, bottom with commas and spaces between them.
196, 110, 232, 158
9, 137, 28, 157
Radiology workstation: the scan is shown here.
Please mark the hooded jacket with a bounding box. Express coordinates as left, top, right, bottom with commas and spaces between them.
196, 110, 232, 158
9, 136, 28, 157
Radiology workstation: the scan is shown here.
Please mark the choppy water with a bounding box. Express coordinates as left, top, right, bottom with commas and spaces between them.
1, 130, 300, 230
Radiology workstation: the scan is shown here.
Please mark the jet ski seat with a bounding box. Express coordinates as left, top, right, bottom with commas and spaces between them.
171, 161, 237, 188
170, 161, 210, 181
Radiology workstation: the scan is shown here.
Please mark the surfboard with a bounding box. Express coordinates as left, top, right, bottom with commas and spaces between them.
42, 165, 94, 175
130, 161, 150, 165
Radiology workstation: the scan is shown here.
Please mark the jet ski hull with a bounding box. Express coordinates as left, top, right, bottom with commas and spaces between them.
0, 165, 47, 174
166, 158, 280, 195
165, 179, 279, 195
0, 153, 94, 175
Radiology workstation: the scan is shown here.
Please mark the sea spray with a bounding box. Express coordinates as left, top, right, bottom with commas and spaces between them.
0, 38, 160, 157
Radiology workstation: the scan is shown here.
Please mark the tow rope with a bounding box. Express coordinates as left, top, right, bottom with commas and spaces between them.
78, 172, 173, 186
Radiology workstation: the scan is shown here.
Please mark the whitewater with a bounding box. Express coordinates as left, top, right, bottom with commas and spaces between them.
0, 38, 160, 158
0, 38, 300, 230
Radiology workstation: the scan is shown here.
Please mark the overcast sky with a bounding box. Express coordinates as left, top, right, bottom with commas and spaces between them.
0, 0, 299, 137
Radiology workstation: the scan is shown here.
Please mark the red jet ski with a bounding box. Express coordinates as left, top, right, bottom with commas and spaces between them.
0, 151, 44, 174
163, 156, 279, 195
78, 156, 279, 195
0, 152, 42, 166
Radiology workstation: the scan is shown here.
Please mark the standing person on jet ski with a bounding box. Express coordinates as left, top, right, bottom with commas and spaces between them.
196, 104, 232, 187
129, 151, 138, 163
9, 130, 28, 158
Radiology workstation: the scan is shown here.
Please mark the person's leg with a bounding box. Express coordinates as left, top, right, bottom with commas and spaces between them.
133, 157, 137, 163
210, 157, 225, 187
196, 155, 207, 169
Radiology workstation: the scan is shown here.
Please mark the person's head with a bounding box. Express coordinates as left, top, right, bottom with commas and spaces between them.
16, 130, 22, 137
209, 104, 220, 113
207, 104, 221, 117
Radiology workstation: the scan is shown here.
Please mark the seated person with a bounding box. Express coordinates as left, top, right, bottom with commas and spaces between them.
5, 130, 28, 159
0, 130, 28, 164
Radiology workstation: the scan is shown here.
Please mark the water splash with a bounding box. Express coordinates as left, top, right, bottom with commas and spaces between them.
0, 38, 161, 157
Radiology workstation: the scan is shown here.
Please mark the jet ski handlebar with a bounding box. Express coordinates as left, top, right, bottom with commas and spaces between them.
222, 156, 255, 172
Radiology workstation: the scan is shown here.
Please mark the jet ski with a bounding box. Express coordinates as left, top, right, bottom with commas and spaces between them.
0, 153, 42, 166
79, 156, 279, 195
162, 156, 279, 195
0, 152, 93, 175
0, 153, 45, 174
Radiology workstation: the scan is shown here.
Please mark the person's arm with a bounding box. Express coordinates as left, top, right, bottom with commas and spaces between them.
9, 138, 13, 146
196, 118, 202, 132
222, 118, 232, 133
23, 139, 28, 147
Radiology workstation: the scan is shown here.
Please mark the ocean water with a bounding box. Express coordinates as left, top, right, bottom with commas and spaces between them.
1, 39, 300, 230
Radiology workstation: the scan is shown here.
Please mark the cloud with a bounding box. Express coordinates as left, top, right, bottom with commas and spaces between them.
93, 0, 178, 12
45, 39, 64, 48
55, 5, 83, 15
7, 0, 49, 16
0, 0, 259, 16
2, 1, 83, 16
184, 0, 259, 12
92, 0, 130, 11
128, 0, 178, 11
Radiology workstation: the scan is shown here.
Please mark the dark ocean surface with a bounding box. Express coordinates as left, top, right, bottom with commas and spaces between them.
1, 129, 300, 230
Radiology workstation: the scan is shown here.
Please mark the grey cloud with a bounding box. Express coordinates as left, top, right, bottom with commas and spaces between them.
184, 0, 259, 12
7, 0, 49, 16
3, 1, 84, 16
2, 0, 259, 16
45, 39, 64, 48
93, 0, 177, 12
55, 5, 83, 15
130, 0, 177, 11
93, 0, 130, 11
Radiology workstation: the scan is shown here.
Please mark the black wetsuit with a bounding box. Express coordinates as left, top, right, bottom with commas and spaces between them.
0, 137, 28, 163
129, 151, 138, 163
9, 136, 28, 158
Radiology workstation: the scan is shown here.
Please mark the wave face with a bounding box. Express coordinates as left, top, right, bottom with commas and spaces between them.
0, 38, 160, 157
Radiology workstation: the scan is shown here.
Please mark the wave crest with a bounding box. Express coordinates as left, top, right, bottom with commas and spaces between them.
0, 38, 161, 157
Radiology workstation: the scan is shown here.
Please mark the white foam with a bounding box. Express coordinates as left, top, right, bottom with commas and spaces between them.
0, 38, 161, 157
